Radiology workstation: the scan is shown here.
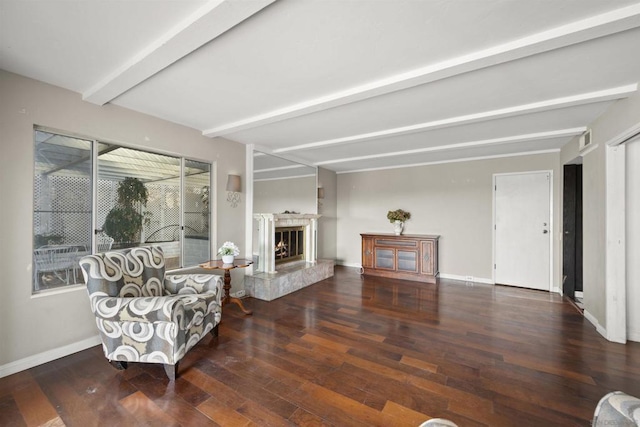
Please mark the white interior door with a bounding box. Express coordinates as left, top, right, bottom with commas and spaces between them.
626, 139, 640, 341
494, 172, 551, 290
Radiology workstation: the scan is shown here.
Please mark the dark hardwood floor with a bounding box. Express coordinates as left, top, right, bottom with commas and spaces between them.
2, 266, 640, 426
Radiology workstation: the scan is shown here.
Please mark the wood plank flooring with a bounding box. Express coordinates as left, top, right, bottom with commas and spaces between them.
2, 266, 640, 426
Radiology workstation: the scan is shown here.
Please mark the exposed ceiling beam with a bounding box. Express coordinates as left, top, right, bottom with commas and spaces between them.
254, 164, 309, 173
83, 0, 275, 105
314, 128, 586, 166
254, 173, 316, 182
252, 144, 317, 168
203, 3, 640, 137
337, 149, 561, 175
274, 84, 637, 154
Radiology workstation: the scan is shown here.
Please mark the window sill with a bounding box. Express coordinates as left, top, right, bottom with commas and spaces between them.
31, 284, 86, 299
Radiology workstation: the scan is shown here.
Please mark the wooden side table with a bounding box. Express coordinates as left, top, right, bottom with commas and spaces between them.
199, 258, 253, 315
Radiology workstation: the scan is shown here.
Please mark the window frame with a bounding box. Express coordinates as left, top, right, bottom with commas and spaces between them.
33, 126, 215, 294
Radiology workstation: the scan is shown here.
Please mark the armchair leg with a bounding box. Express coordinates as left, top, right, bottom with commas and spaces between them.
109, 360, 128, 370
164, 363, 178, 381
210, 324, 219, 338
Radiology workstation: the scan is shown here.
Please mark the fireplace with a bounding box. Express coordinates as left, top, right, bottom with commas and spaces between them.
248, 213, 334, 301
275, 226, 304, 264
253, 213, 320, 273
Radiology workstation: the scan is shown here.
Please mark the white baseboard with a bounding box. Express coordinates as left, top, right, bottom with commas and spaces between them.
335, 265, 495, 284
584, 310, 608, 340
439, 273, 494, 285
337, 262, 361, 269
627, 329, 640, 343
231, 290, 246, 298
0, 335, 101, 379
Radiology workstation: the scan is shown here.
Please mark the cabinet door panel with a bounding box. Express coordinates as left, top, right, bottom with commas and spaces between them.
397, 250, 418, 272
362, 237, 374, 268
375, 248, 395, 269
421, 240, 434, 275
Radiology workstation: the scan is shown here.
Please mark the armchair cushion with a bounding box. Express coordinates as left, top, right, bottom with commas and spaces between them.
92, 295, 184, 323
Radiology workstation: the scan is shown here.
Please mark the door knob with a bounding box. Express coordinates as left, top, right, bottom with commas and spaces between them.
543, 230, 549, 234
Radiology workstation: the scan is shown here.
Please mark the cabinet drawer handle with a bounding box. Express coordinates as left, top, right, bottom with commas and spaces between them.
365, 250, 372, 256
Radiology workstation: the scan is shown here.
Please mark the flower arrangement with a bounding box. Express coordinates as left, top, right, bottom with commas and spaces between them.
387, 209, 411, 223
217, 241, 240, 256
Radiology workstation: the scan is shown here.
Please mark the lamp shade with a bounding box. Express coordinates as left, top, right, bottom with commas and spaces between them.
226, 174, 241, 192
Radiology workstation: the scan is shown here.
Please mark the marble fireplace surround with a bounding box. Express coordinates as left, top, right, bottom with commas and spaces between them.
253, 213, 320, 274
248, 213, 334, 301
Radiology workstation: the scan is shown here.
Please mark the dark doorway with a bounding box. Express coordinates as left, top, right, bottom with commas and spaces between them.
563, 164, 583, 300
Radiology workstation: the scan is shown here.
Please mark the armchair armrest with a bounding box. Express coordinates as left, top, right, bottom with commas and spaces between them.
164, 274, 223, 299
92, 295, 185, 323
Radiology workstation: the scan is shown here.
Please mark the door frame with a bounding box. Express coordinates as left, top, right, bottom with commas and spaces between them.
492, 170, 554, 291
603, 123, 640, 343
562, 164, 583, 300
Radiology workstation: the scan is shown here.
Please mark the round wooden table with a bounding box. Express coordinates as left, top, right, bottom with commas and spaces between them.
199, 258, 253, 315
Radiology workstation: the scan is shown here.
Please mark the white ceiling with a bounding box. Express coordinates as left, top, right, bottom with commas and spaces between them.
3, 0, 640, 174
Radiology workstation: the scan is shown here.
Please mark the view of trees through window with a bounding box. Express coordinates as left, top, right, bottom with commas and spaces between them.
33, 128, 212, 292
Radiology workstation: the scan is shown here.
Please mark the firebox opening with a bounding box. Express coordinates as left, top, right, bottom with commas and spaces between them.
275, 226, 304, 264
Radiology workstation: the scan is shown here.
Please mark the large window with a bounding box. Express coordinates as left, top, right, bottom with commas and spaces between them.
184, 160, 211, 266
33, 128, 213, 293
33, 131, 92, 292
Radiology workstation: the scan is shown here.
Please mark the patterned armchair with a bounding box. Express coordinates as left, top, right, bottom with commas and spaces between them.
79, 246, 223, 380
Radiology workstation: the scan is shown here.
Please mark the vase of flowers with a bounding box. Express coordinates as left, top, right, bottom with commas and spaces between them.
387, 209, 411, 235
218, 241, 240, 264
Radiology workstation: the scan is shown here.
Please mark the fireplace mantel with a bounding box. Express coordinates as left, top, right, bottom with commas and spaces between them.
254, 213, 320, 273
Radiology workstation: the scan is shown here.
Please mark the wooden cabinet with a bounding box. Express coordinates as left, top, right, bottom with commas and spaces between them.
361, 233, 439, 283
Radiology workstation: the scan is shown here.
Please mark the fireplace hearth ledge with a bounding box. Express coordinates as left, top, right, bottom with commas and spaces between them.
244, 259, 335, 301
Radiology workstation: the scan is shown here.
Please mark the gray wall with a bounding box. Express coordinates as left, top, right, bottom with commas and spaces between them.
560, 89, 640, 337
628, 140, 640, 340
318, 167, 337, 260
336, 153, 562, 286
0, 70, 246, 375
581, 138, 607, 326
253, 176, 316, 215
